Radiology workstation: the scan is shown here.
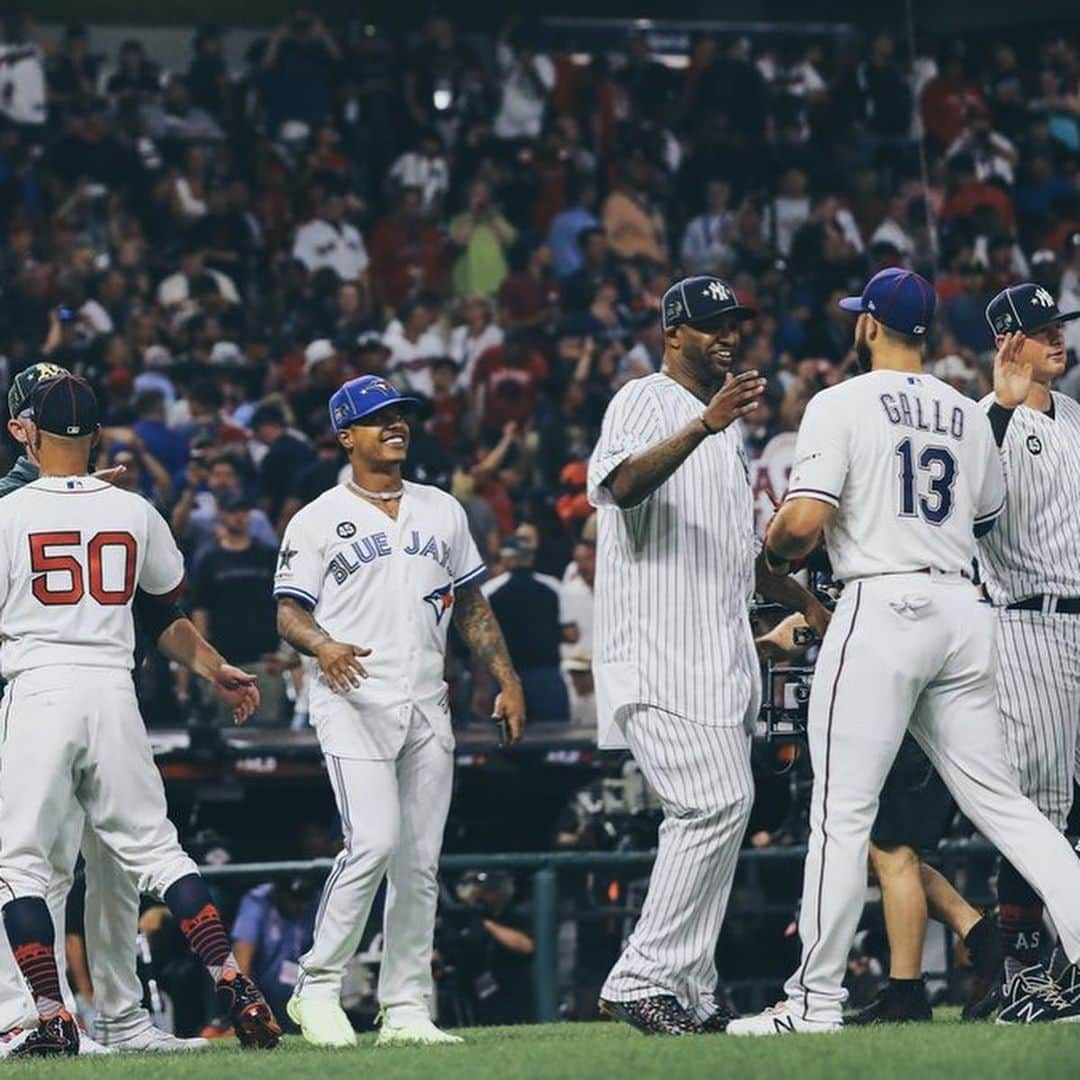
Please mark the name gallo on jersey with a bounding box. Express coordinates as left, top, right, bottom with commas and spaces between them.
328, 528, 454, 585
879, 389, 965, 440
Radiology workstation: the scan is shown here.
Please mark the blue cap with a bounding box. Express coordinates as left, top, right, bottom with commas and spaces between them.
838, 268, 936, 337
661, 275, 756, 332
31, 373, 99, 437
985, 282, 1080, 336
329, 376, 420, 432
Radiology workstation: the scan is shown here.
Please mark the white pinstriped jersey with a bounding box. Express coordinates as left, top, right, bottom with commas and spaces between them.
587, 374, 760, 748
786, 371, 1005, 584
976, 391, 1080, 606
273, 481, 484, 758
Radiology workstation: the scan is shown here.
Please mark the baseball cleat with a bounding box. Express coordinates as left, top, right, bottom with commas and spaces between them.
996, 964, 1080, 1024
727, 1002, 842, 1037
599, 995, 698, 1035
848, 980, 932, 1025
375, 1017, 463, 1046
1057, 963, 1080, 1007
0, 1028, 31, 1057
104, 1025, 211, 1052
217, 971, 282, 1048
76, 1030, 114, 1054
287, 994, 357, 1048
697, 1004, 738, 1033
9, 1012, 80, 1057
962, 916, 1004, 1021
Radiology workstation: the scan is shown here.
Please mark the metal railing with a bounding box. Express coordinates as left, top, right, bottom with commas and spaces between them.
202, 839, 1001, 1022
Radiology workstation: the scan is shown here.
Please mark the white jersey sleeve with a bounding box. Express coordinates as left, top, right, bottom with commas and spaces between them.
137, 504, 185, 596
974, 426, 1006, 530
273, 508, 326, 610
449, 500, 486, 589
587, 380, 662, 507
785, 392, 851, 508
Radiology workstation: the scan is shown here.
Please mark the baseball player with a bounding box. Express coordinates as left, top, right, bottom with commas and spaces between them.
0, 363, 235, 1054
0, 374, 281, 1056
275, 375, 525, 1048
977, 283, 1080, 1013
587, 276, 829, 1035
728, 269, 1080, 1036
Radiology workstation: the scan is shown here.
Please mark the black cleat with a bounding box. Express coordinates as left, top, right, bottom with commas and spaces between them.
599, 995, 698, 1035
1057, 964, 1080, 1008
217, 971, 282, 1048
10, 1012, 79, 1057
848, 980, 932, 1026
996, 964, 1080, 1025
961, 916, 1004, 1021
698, 1003, 739, 1033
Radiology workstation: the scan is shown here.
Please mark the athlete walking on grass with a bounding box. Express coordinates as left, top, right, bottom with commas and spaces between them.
275, 375, 525, 1048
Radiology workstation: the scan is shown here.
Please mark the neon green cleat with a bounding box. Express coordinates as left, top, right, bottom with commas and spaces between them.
375, 1018, 464, 1047
286, 994, 357, 1048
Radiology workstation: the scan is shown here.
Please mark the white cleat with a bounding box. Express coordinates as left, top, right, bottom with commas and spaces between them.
105, 1025, 211, 1052
375, 1018, 464, 1047
287, 994, 357, 1048
76, 1031, 115, 1055
0, 1029, 32, 1057
727, 1002, 842, 1037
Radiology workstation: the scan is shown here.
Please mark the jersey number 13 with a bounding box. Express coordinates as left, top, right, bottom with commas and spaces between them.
29, 531, 137, 606
895, 439, 957, 526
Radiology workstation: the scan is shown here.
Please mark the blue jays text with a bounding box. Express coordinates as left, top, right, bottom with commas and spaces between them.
328, 529, 454, 585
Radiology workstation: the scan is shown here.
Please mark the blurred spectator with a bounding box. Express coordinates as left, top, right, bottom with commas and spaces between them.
0, 14, 47, 126
449, 295, 504, 388
946, 103, 1019, 186
191, 489, 289, 726
383, 295, 447, 396
471, 331, 548, 436
1059, 231, 1080, 369
483, 536, 569, 723
493, 28, 555, 140
845, 32, 913, 163
548, 175, 600, 281
368, 187, 448, 310
104, 38, 160, 98
261, 12, 340, 136
921, 45, 987, 150
601, 154, 666, 264
141, 74, 224, 143
388, 130, 451, 217
498, 241, 557, 331
133, 389, 189, 478
561, 227, 631, 314
292, 188, 369, 285
941, 261, 995, 353
764, 168, 813, 257
560, 535, 595, 659
681, 179, 736, 275
46, 23, 98, 109
232, 879, 316, 1026
562, 649, 596, 729
450, 180, 517, 296
251, 404, 315, 523
188, 24, 228, 118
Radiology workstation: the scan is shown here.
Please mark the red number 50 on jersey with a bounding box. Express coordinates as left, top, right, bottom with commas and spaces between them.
29, 531, 137, 606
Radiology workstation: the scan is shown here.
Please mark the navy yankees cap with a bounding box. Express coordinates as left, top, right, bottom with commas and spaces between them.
329, 375, 420, 433
31, 373, 99, 437
984, 282, 1080, 337
661, 275, 756, 332
838, 268, 936, 336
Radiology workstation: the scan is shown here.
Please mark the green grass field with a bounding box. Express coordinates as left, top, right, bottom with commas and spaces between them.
7, 1014, 1080, 1080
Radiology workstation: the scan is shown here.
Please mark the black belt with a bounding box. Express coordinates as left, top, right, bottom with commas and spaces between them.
1005, 595, 1080, 614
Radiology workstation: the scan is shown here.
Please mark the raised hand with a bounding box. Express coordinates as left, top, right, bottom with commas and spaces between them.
701, 370, 768, 434
992, 331, 1032, 409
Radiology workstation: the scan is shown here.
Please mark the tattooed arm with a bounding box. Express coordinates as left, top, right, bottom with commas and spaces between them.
452, 584, 526, 743
277, 596, 371, 694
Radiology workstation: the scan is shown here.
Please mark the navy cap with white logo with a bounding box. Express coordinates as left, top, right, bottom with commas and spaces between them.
984, 282, 1080, 337
838, 268, 936, 336
31, 373, 99, 437
661, 275, 756, 332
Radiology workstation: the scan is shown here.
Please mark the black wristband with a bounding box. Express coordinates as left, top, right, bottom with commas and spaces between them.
699, 414, 717, 436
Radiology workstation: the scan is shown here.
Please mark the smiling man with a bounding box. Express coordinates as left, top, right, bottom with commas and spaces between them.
587, 276, 829, 1035
273, 375, 525, 1048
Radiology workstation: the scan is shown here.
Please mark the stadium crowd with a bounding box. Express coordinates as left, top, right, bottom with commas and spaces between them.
2, 8, 1079, 1037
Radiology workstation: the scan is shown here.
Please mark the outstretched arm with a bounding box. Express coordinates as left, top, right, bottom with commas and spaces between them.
452, 585, 525, 743
276, 596, 371, 693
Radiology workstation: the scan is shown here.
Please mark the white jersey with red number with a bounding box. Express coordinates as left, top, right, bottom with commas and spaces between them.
785, 370, 1005, 584
0, 475, 184, 678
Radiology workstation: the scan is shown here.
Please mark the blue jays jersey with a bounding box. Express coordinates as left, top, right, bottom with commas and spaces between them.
274, 480, 485, 758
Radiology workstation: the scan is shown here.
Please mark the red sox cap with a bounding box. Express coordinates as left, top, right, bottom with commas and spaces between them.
31, 373, 100, 437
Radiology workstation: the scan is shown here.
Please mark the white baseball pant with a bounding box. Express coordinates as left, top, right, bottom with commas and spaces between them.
601, 706, 754, 1021
0, 668, 198, 906
296, 707, 453, 1023
994, 611, 1080, 829
785, 575, 1080, 1024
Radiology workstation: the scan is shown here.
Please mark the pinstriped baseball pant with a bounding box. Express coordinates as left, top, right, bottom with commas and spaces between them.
994, 612, 1080, 830
601, 706, 754, 1019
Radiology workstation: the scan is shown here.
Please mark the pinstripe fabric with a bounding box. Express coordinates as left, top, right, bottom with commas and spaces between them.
978, 392, 1080, 605
587, 374, 759, 736
994, 611, 1080, 829
601, 708, 753, 1017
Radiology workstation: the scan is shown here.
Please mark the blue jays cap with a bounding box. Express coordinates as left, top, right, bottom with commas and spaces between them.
329, 375, 420, 432
31, 373, 99, 437
838, 268, 936, 336
985, 282, 1080, 337
661, 275, 756, 332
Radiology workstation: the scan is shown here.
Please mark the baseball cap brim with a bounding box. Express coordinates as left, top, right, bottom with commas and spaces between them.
1037, 309, 1080, 331
341, 396, 422, 425
838, 296, 867, 313
686, 305, 758, 330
